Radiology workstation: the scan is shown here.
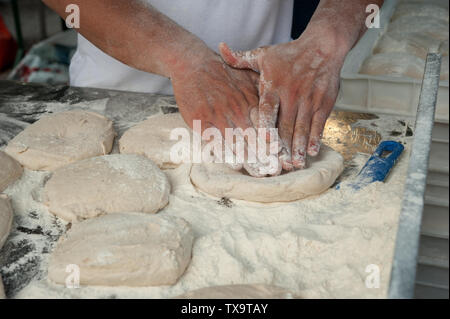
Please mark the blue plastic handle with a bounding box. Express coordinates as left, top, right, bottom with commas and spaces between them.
337, 141, 404, 190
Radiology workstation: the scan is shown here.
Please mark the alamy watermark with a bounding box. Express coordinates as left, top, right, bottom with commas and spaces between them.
170, 121, 280, 175
65, 4, 80, 29
65, 264, 80, 289
365, 264, 380, 289
365, 4, 380, 29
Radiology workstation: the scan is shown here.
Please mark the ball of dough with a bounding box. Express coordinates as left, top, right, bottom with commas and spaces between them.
5, 110, 115, 171
360, 53, 425, 79
374, 32, 441, 60
0, 275, 5, 299
0, 151, 23, 192
0, 195, 13, 249
388, 16, 449, 42
190, 145, 344, 203
43, 154, 170, 222
119, 113, 191, 169
392, 3, 449, 23
48, 213, 194, 287
173, 284, 297, 299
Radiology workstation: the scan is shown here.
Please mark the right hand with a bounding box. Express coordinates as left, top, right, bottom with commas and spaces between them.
170, 49, 281, 177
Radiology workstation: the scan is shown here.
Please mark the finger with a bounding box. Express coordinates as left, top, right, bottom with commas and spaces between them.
258, 79, 280, 137
224, 142, 243, 171
219, 42, 262, 72
222, 117, 265, 177
307, 109, 329, 157
277, 102, 296, 172
292, 100, 313, 169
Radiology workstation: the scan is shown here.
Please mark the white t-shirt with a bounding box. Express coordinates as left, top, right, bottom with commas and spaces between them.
69, 0, 294, 94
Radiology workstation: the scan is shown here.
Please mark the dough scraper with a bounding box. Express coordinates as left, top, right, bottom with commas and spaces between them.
337, 140, 404, 190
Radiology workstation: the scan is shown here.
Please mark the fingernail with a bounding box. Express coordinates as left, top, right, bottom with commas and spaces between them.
308, 140, 321, 157
292, 149, 306, 169
279, 147, 294, 171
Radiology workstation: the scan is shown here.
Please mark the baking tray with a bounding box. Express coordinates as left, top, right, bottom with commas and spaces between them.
336, 0, 449, 125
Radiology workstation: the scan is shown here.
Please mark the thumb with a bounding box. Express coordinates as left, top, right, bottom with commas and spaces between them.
219, 42, 262, 72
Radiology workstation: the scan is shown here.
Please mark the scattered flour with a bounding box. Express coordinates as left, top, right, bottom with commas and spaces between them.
1, 141, 409, 298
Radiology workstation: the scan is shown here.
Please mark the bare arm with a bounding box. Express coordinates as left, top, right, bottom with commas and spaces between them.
42, 0, 210, 78
305, 0, 385, 54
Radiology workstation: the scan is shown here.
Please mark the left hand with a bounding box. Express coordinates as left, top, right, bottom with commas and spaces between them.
219, 28, 349, 170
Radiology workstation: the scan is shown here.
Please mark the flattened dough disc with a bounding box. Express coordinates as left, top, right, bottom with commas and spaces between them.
0, 195, 13, 249
119, 113, 191, 169
43, 154, 170, 222
48, 213, 194, 287
5, 110, 115, 171
190, 145, 344, 203
0, 151, 23, 192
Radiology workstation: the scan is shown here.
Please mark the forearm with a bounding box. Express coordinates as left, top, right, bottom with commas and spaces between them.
42, 0, 212, 78
299, 0, 384, 57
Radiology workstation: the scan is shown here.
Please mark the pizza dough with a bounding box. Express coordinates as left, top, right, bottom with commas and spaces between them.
119, 113, 191, 169
43, 154, 170, 222
173, 284, 296, 299
392, 3, 449, 23
48, 213, 194, 287
0, 195, 13, 249
5, 110, 115, 171
388, 16, 449, 42
190, 145, 344, 203
373, 32, 441, 60
0, 151, 23, 192
360, 53, 426, 79
0, 275, 5, 299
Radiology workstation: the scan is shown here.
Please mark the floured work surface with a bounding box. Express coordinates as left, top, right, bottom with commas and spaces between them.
0, 81, 414, 298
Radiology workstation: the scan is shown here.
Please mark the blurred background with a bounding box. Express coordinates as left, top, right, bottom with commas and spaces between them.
0, 0, 77, 83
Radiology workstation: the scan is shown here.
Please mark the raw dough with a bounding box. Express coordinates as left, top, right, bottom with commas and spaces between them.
190, 145, 344, 203
0, 195, 13, 249
0, 275, 4, 299
119, 113, 191, 169
373, 32, 441, 60
392, 3, 449, 22
173, 284, 296, 299
360, 53, 426, 79
48, 213, 194, 287
0, 151, 23, 192
43, 154, 170, 222
5, 110, 115, 171
388, 16, 449, 42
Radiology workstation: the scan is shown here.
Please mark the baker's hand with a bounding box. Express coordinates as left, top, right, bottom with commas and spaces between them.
170, 49, 281, 177
219, 29, 348, 170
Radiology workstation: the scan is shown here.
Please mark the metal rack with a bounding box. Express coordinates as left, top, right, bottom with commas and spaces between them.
389, 53, 443, 299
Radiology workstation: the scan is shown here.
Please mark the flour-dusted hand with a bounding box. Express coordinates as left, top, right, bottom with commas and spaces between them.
220, 0, 384, 170
171, 49, 281, 177
219, 36, 344, 170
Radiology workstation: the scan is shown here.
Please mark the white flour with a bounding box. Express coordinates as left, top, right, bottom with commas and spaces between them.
2, 141, 409, 299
